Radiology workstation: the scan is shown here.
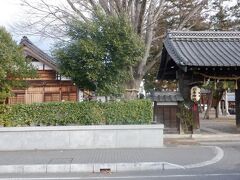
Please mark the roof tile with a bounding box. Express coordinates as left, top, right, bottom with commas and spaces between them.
151, 91, 184, 102
164, 31, 240, 67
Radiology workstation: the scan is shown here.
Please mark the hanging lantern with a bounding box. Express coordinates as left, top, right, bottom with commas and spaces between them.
235, 79, 238, 90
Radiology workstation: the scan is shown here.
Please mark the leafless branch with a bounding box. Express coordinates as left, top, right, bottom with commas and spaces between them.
66, 0, 89, 22
17, 0, 209, 89
177, 0, 208, 30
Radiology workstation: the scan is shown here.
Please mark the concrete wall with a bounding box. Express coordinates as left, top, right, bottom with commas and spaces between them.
0, 125, 164, 151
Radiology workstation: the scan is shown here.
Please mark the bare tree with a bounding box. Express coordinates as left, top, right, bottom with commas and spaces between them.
17, 0, 208, 99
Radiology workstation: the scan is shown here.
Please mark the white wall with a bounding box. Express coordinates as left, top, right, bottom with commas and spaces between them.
0, 125, 164, 150
31, 62, 44, 70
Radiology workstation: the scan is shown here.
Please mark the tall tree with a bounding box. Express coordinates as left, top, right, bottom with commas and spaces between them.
229, 1, 240, 30
0, 27, 36, 103
144, 0, 209, 92
18, 0, 208, 98
202, 0, 239, 118
54, 13, 144, 97
210, 0, 231, 30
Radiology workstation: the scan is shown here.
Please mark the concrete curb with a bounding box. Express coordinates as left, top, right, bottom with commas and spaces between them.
192, 134, 240, 139
0, 162, 184, 174
0, 146, 224, 174
164, 134, 240, 140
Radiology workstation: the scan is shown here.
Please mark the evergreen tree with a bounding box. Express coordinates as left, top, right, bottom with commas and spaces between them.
19, 0, 208, 99
0, 27, 36, 103
229, 1, 240, 30
210, 0, 231, 30
54, 13, 144, 97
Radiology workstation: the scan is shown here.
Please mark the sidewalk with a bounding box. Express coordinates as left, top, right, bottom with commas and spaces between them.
164, 114, 240, 145
199, 112, 239, 134
0, 146, 221, 173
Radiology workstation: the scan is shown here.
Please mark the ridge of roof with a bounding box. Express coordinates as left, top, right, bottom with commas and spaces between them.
167, 31, 240, 39
151, 91, 184, 102
163, 31, 240, 67
20, 36, 58, 70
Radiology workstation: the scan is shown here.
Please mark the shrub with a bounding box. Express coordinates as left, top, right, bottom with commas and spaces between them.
103, 100, 152, 125
176, 103, 194, 133
0, 100, 152, 127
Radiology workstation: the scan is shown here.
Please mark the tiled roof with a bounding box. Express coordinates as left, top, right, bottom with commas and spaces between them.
20, 36, 58, 71
164, 31, 240, 67
151, 91, 184, 102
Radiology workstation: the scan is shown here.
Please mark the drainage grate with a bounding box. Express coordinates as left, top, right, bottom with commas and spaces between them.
100, 168, 111, 174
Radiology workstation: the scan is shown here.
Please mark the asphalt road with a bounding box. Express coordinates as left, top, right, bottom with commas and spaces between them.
1, 141, 240, 180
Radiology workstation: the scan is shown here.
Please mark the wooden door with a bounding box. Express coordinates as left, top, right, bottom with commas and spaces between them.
154, 105, 180, 133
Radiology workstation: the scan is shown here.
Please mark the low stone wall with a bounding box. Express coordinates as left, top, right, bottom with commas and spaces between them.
0, 125, 164, 151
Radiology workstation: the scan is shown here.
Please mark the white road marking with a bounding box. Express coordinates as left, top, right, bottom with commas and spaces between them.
184, 146, 224, 169
162, 162, 185, 169
1, 173, 240, 179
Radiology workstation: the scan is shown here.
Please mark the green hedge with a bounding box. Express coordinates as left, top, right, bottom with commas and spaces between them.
0, 100, 152, 127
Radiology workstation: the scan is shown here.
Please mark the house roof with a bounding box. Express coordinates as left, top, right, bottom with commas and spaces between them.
151, 91, 184, 102
20, 36, 58, 71
164, 31, 240, 67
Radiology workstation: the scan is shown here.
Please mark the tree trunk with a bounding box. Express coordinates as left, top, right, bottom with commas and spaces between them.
223, 90, 230, 115
204, 91, 213, 119
124, 78, 142, 100
217, 101, 222, 116
216, 102, 219, 118
215, 90, 224, 118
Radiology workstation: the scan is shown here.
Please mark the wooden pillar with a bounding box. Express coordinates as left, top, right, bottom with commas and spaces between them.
24, 89, 27, 104
76, 86, 79, 102
235, 81, 240, 128
43, 82, 45, 102
59, 82, 62, 101
192, 102, 200, 130
178, 70, 200, 132
178, 70, 191, 102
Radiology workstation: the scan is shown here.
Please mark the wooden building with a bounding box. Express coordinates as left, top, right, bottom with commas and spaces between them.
157, 31, 240, 129
7, 36, 78, 104
152, 91, 184, 134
